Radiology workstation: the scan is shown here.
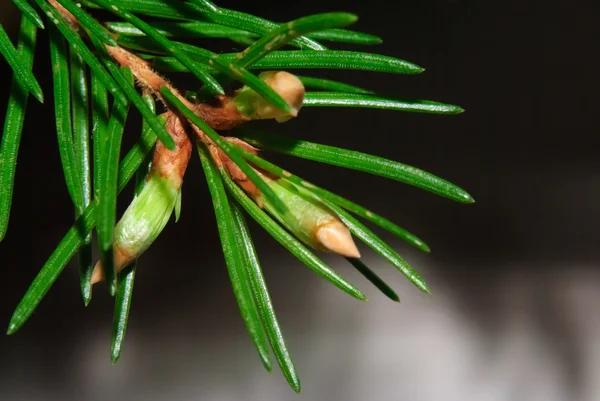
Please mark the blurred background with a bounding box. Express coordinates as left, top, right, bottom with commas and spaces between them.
1, 0, 598, 400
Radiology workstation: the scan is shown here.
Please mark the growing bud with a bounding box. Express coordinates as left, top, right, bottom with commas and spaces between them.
91, 113, 191, 284
259, 175, 360, 258
230, 71, 305, 122
91, 173, 180, 284
188, 71, 305, 131
211, 137, 358, 258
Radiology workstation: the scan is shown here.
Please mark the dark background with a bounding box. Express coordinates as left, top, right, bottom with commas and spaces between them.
1, 1, 598, 400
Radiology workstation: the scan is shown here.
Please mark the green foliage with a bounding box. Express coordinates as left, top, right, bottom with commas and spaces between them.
7, 126, 159, 334
10, 0, 45, 30
112, 102, 155, 362
235, 128, 473, 203
107, 20, 382, 45
295, 75, 374, 94
150, 49, 424, 74
54, 0, 117, 46
32, 0, 123, 98
70, 41, 94, 304
91, 37, 176, 149
0, 16, 38, 241
0, 24, 43, 103
97, 66, 133, 295
0, 0, 471, 392
235, 12, 357, 68
49, 24, 85, 211
345, 257, 400, 302
198, 143, 272, 372
229, 202, 300, 390
303, 92, 464, 114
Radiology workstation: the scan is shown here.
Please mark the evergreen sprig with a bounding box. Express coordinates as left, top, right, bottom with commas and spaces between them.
1, 0, 472, 392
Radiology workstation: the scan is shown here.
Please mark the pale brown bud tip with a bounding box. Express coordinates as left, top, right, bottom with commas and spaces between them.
259, 71, 305, 122
91, 260, 104, 285
316, 220, 361, 258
